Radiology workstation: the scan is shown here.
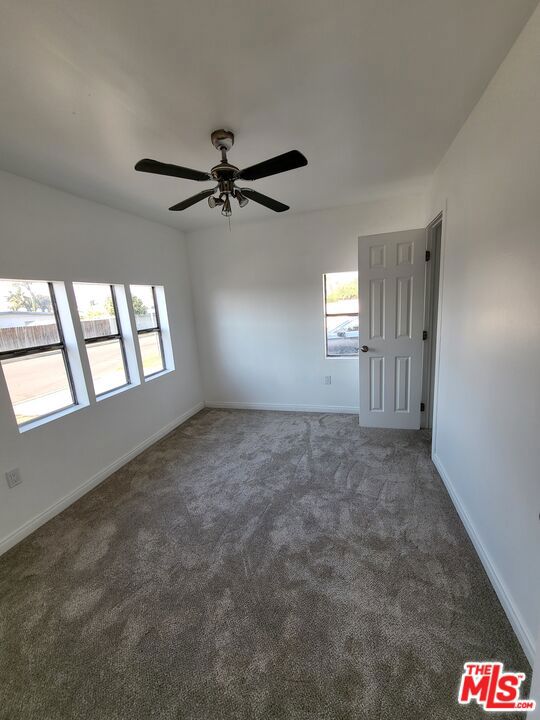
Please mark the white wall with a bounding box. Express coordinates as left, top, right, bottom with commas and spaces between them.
0, 170, 203, 552
430, 4, 540, 665
187, 195, 426, 412
530, 623, 540, 717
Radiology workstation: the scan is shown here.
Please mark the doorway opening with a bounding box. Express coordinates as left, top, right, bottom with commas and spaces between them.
421, 213, 443, 430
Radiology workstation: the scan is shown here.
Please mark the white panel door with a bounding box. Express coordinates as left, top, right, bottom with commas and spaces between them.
358, 229, 426, 429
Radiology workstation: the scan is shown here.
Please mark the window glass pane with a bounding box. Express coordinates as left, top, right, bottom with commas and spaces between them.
73, 283, 118, 339
86, 338, 128, 396
326, 315, 359, 357
1, 350, 73, 425
324, 272, 359, 315
130, 285, 158, 331
139, 331, 164, 376
0, 279, 60, 352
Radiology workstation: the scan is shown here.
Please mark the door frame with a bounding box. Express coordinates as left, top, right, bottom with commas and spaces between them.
422, 205, 447, 453
421, 212, 442, 429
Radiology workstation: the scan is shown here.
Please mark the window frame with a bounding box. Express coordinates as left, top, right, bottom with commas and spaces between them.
0, 281, 78, 426
133, 285, 166, 378
323, 272, 359, 359
77, 283, 131, 397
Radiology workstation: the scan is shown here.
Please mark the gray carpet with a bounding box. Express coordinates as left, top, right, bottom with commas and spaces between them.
0, 409, 529, 719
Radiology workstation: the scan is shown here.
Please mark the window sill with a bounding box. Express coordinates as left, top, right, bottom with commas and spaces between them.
325, 355, 359, 360
96, 382, 139, 402
144, 368, 174, 383
18, 402, 88, 434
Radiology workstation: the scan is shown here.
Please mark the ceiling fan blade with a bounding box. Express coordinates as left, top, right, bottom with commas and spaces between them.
235, 150, 307, 181
169, 189, 216, 211
135, 158, 211, 182
239, 188, 289, 212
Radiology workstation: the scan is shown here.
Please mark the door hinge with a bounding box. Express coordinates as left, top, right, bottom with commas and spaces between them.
425, 250, 431, 261
422, 330, 428, 340
420, 402, 425, 412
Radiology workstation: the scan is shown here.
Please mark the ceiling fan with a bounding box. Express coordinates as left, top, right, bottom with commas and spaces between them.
135, 129, 307, 217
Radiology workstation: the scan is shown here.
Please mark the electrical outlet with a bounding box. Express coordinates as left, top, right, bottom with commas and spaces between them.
5, 468, 21, 489
324, 375, 332, 385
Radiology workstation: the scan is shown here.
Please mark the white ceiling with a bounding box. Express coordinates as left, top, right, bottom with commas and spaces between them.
0, 0, 537, 232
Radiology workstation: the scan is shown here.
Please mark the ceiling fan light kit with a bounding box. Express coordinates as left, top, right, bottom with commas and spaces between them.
134, 129, 308, 218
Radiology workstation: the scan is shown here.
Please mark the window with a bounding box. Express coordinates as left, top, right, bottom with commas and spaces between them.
0, 279, 76, 426
74, 283, 130, 396
130, 285, 166, 377
323, 271, 359, 357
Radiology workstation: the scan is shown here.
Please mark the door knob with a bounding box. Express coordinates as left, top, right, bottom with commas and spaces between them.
361, 345, 369, 353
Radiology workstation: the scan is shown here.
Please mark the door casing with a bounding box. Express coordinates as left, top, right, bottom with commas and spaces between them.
421, 214, 443, 429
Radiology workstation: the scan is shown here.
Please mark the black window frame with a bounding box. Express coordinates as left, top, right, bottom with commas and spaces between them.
323, 272, 359, 358
133, 285, 166, 378
77, 283, 131, 397
0, 281, 77, 426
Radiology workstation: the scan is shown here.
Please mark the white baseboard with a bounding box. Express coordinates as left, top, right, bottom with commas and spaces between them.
0, 402, 204, 557
205, 401, 359, 414
432, 452, 535, 665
